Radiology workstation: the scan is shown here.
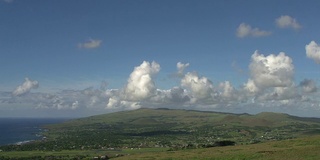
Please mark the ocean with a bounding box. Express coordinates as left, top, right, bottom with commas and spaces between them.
0, 118, 69, 146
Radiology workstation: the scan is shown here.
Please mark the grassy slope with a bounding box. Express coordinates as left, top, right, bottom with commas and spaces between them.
0, 148, 168, 159
43, 108, 320, 144
114, 135, 320, 160
2, 108, 320, 159
2, 136, 320, 159
47, 108, 309, 128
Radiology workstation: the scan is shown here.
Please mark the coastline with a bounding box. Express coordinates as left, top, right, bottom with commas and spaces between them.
15, 140, 35, 145
0, 118, 69, 146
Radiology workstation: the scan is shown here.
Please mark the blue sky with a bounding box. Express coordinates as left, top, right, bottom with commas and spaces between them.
1, 0, 320, 117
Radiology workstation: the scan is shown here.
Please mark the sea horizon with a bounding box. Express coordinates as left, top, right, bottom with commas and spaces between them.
0, 117, 70, 146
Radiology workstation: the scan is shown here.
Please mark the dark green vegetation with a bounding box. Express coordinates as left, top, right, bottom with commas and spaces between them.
1, 108, 320, 159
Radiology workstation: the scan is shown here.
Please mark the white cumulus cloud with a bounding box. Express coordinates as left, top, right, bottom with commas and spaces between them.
106, 97, 141, 110
271, 86, 299, 101
247, 51, 294, 91
3, 54, 320, 116
181, 72, 215, 102
106, 97, 119, 108
219, 81, 236, 99
300, 79, 317, 93
13, 78, 39, 96
243, 51, 297, 102
244, 79, 259, 94
236, 23, 271, 38
71, 101, 79, 110
167, 87, 190, 103
78, 39, 102, 49
275, 15, 301, 30
306, 41, 320, 64
124, 61, 160, 101
177, 62, 190, 77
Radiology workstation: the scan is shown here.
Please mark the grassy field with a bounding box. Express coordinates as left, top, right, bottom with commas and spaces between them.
114, 135, 320, 160
1, 135, 320, 159
0, 150, 101, 158
0, 148, 168, 159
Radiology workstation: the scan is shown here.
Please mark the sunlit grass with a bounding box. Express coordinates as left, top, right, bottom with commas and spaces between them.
1, 136, 320, 160
114, 135, 320, 160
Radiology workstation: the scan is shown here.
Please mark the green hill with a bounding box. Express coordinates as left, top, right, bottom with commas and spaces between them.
48, 108, 308, 128
1, 108, 320, 159
49, 108, 320, 129
41, 108, 320, 149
